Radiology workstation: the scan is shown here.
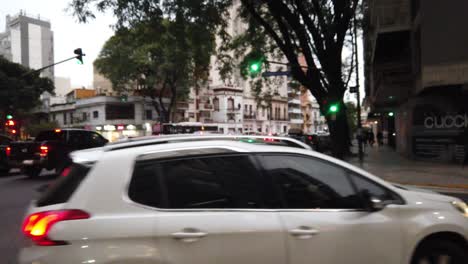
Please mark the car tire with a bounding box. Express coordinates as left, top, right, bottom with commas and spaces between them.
412, 239, 467, 264
24, 167, 41, 178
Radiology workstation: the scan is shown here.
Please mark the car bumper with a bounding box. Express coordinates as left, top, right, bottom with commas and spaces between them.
8, 158, 45, 168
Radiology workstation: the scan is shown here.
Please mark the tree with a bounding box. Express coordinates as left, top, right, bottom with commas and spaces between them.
92, 11, 222, 123
70, 0, 359, 158
0, 56, 54, 125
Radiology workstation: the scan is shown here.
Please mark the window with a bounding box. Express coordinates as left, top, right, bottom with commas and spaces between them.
70, 112, 74, 124
36, 163, 92, 207
93, 111, 99, 118
63, 112, 67, 125
227, 98, 234, 110
249, 105, 252, 114
36, 130, 66, 141
145, 110, 152, 120
260, 155, 361, 209
262, 107, 265, 117
87, 132, 107, 146
129, 155, 265, 209
213, 97, 219, 111
350, 173, 403, 204
105, 104, 135, 120
82, 112, 87, 121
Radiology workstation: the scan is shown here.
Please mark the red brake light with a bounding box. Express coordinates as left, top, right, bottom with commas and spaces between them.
22, 210, 90, 246
5, 146, 11, 157
40, 145, 49, 157
60, 167, 71, 177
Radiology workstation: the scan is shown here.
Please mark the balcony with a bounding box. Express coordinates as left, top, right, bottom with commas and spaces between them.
176, 102, 189, 109
288, 108, 302, 114
288, 99, 301, 105
243, 113, 256, 120
371, 1, 410, 33
199, 104, 214, 112
290, 118, 303, 124
227, 107, 240, 113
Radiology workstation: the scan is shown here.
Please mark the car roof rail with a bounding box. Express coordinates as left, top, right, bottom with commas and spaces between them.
104, 135, 311, 152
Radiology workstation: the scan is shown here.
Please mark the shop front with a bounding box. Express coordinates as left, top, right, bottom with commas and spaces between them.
95, 123, 153, 142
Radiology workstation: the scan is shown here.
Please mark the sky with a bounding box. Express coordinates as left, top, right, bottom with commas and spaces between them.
0, 0, 116, 87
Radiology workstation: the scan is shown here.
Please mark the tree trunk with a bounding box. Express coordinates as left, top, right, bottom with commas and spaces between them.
322, 99, 350, 159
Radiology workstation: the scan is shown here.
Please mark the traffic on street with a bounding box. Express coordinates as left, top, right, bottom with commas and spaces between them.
1, 0, 468, 263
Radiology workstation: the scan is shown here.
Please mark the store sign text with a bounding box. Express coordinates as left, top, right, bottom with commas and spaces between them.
424, 114, 468, 129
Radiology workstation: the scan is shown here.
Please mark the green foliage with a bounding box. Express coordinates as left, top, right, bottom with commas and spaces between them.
0, 56, 54, 118
24, 121, 59, 138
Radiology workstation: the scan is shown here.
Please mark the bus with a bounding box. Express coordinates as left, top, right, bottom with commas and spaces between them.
158, 122, 219, 135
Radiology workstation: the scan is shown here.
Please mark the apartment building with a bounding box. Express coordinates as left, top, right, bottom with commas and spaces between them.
364, 0, 468, 162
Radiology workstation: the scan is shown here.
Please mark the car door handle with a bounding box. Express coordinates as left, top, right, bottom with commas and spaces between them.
289, 227, 319, 239
171, 230, 207, 242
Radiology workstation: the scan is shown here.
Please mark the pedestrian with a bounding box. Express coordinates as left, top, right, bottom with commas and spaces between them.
368, 131, 375, 146
377, 131, 383, 146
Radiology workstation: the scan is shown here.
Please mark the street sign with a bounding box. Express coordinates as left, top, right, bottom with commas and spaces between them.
262, 71, 291, 77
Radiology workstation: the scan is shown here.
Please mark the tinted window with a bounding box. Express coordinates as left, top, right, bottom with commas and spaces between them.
129, 155, 264, 209
260, 155, 361, 209
87, 132, 107, 146
350, 173, 403, 204
36, 131, 65, 141
36, 163, 91, 207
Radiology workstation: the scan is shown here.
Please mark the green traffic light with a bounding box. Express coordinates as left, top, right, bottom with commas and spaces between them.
388, 112, 394, 117
329, 104, 339, 113
6, 114, 13, 120
248, 61, 262, 74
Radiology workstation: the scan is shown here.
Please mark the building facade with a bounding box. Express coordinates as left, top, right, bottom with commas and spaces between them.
50, 95, 159, 142
365, 0, 468, 162
0, 11, 54, 80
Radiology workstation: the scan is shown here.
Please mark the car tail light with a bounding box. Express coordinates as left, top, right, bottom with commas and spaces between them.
5, 146, 11, 157
22, 209, 90, 246
39, 145, 49, 157
60, 167, 71, 177
264, 138, 277, 142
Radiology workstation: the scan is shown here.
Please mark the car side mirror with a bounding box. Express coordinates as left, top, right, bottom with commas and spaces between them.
361, 190, 386, 212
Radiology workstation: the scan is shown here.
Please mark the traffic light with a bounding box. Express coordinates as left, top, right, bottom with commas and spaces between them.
6, 114, 13, 120
74, 48, 84, 64
5, 120, 15, 126
329, 104, 339, 113
249, 61, 261, 74
388, 112, 394, 117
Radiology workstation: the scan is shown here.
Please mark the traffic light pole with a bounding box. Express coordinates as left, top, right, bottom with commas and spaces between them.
353, 11, 364, 163
22, 55, 81, 77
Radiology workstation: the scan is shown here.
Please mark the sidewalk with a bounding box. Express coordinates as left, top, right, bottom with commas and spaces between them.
347, 144, 468, 190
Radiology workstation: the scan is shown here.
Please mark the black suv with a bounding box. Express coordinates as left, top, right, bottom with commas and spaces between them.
7, 129, 108, 178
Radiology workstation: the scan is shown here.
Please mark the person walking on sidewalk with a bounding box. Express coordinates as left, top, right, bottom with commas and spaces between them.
368, 131, 375, 146
377, 131, 383, 146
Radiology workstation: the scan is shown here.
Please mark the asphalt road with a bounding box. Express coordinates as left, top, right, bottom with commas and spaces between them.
0, 172, 467, 264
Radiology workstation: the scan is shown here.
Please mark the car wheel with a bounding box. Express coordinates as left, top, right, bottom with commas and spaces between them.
24, 167, 41, 178
412, 240, 467, 264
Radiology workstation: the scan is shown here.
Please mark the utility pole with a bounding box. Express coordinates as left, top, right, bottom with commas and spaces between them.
354, 10, 364, 162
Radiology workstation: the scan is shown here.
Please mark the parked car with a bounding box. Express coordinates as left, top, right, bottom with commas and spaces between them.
19, 135, 467, 264
305, 132, 332, 153
0, 134, 12, 174
7, 129, 108, 178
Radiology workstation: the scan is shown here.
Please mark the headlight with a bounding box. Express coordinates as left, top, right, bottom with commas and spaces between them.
451, 201, 468, 217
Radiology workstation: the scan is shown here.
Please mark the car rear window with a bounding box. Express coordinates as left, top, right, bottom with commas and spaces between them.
35, 130, 65, 141
36, 163, 91, 207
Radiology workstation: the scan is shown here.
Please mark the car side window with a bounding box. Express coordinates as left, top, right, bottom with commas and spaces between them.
260, 155, 362, 209
349, 173, 403, 204
88, 132, 107, 146
129, 155, 265, 209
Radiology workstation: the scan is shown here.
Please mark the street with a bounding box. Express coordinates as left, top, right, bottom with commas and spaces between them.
0, 171, 56, 264
0, 171, 467, 264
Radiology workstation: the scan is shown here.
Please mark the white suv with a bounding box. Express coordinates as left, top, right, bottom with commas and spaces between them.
19, 137, 468, 264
